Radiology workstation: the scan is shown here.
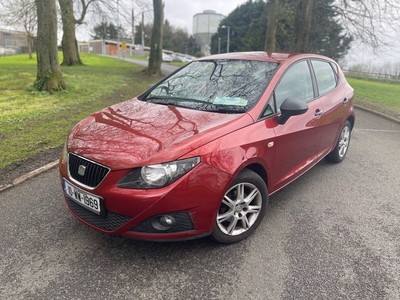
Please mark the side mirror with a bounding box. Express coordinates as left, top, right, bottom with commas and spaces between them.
278, 98, 308, 125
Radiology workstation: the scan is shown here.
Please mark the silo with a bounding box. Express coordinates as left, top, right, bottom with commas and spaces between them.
193, 10, 224, 55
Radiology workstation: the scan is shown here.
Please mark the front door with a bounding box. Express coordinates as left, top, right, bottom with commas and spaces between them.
269, 60, 325, 191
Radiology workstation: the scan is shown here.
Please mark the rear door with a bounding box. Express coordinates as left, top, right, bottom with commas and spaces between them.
310, 59, 349, 154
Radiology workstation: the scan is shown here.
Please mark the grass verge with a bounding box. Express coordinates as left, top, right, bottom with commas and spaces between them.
0, 53, 158, 168
128, 54, 148, 60
347, 77, 400, 118
0, 56, 398, 169
168, 61, 186, 67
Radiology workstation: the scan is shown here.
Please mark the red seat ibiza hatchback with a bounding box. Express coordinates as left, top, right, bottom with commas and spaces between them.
59, 52, 355, 243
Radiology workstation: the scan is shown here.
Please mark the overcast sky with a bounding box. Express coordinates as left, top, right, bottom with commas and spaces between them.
73, 0, 399, 65
163, 0, 248, 34
76, 0, 248, 40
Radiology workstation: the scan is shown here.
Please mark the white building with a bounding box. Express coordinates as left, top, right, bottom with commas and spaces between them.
193, 10, 224, 55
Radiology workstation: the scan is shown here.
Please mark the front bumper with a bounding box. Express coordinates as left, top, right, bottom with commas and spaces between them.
60, 160, 232, 241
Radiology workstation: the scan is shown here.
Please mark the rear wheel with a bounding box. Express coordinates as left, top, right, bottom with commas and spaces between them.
211, 169, 268, 244
325, 120, 352, 163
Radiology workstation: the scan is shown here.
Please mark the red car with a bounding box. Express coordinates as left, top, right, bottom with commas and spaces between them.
59, 52, 354, 243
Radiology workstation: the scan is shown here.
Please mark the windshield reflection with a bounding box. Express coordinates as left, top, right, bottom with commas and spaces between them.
144, 60, 278, 113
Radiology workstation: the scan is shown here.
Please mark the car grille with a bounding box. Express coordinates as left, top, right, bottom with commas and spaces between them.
66, 197, 133, 231
68, 153, 110, 188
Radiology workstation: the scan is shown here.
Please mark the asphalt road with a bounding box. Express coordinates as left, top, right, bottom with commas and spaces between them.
118, 56, 180, 75
1, 108, 399, 299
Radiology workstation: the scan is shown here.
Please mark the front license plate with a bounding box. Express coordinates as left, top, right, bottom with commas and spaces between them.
63, 179, 102, 215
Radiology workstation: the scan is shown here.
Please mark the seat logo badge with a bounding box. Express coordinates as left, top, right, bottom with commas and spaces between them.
78, 165, 87, 176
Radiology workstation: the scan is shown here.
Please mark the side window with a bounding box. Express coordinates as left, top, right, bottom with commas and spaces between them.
311, 60, 337, 95
274, 60, 314, 113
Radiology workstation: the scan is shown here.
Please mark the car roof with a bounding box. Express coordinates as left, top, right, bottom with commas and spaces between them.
197, 51, 332, 64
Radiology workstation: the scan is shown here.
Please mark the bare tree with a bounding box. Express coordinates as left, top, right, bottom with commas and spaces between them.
335, 0, 400, 51
147, 0, 163, 76
58, 0, 95, 66
264, 0, 400, 55
35, 0, 66, 92
58, 0, 151, 65
293, 0, 314, 52
0, 0, 37, 58
265, 0, 279, 52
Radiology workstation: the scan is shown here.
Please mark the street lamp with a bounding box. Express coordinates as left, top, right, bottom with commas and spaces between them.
221, 25, 230, 53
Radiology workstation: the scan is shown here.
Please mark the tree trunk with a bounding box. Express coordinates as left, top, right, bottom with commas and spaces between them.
265, 0, 280, 52
293, 0, 314, 52
147, 0, 164, 77
59, 0, 82, 66
27, 33, 33, 59
35, 0, 66, 93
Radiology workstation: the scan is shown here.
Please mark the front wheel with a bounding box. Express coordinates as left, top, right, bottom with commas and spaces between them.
211, 169, 268, 244
325, 120, 352, 163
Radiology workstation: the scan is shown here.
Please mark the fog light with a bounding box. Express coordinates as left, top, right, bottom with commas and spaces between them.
151, 215, 175, 231
160, 215, 175, 227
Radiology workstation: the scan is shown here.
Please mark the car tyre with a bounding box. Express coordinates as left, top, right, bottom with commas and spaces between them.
211, 169, 268, 244
325, 120, 352, 163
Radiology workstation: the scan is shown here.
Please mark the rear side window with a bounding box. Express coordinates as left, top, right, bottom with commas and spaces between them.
311, 60, 337, 95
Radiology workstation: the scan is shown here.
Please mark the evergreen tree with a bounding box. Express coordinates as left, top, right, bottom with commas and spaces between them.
91, 22, 128, 40
134, 19, 200, 55
211, 0, 266, 53
210, 0, 353, 60
134, 23, 152, 46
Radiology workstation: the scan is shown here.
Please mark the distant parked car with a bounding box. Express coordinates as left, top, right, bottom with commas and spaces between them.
60, 52, 355, 243
162, 53, 173, 62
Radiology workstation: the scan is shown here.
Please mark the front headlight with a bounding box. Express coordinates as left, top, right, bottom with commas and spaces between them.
117, 157, 201, 189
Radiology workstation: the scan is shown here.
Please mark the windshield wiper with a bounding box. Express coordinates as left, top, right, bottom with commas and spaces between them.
145, 95, 211, 105
196, 103, 248, 114
145, 96, 247, 113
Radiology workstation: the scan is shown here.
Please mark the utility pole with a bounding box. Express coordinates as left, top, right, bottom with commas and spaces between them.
141, 12, 145, 49
131, 9, 134, 55
117, 0, 120, 59
132, 9, 135, 45
227, 26, 230, 53
103, 16, 106, 55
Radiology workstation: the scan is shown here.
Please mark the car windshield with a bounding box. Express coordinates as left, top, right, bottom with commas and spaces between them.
143, 59, 279, 113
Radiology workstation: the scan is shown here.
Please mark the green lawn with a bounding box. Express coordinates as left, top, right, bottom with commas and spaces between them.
128, 54, 148, 60
0, 54, 399, 169
0, 53, 157, 168
168, 61, 186, 67
347, 77, 400, 115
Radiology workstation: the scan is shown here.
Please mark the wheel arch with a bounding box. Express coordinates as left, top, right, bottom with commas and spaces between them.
347, 115, 355, 130
243, 163, 269, 191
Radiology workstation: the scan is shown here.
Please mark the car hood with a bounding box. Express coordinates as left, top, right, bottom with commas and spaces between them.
68, 98, 253, 170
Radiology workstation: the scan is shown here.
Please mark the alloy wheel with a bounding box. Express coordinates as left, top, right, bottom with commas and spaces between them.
338, 125, 350, 158
217, 182, 262, 236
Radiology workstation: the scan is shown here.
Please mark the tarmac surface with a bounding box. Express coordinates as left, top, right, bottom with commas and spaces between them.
1, 108, 400, 299
1, 58, 400, 299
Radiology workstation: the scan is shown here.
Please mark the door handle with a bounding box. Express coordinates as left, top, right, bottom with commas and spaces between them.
315, 109, 323, 117
343, 98, 349, 104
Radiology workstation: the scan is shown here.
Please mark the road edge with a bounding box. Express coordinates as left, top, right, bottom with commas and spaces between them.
1, 105, 399, 193
0, 160, 59, 192
354, 104, 400, 125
